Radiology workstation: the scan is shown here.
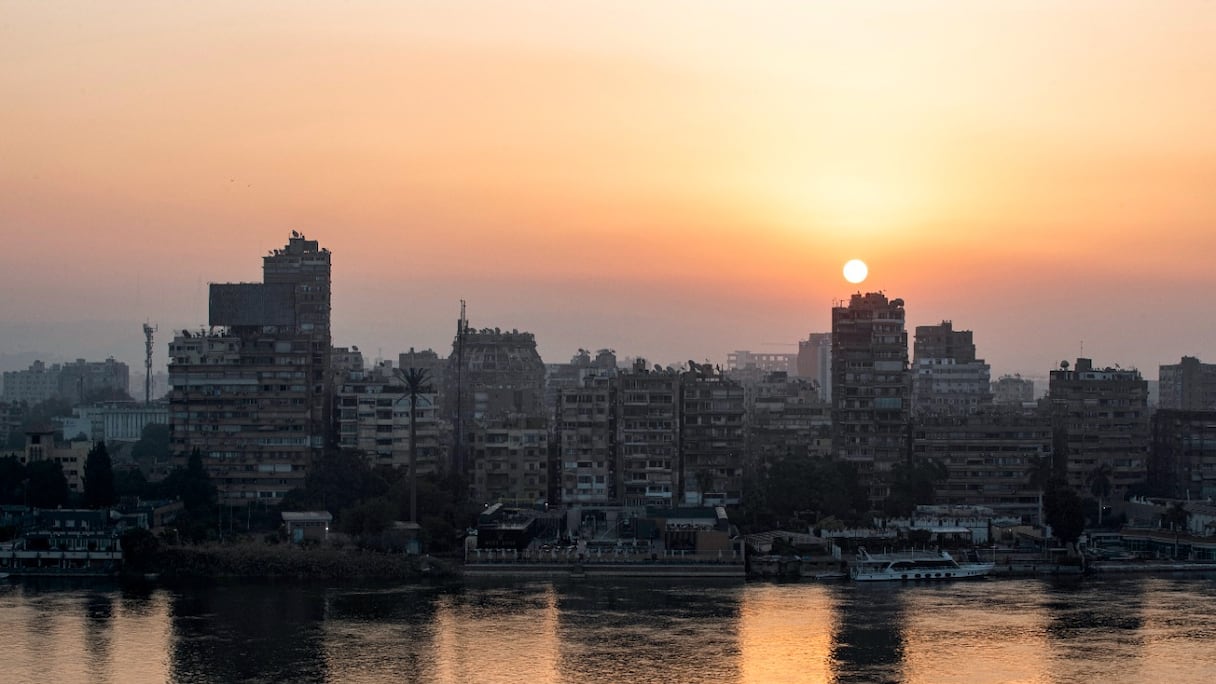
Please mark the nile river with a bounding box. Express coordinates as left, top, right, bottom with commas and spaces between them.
3, 575, 1216, 683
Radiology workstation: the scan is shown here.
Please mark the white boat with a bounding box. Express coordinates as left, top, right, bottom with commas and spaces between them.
850, 547, 993, 582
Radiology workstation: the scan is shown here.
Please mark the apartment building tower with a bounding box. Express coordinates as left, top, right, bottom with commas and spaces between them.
911, 321, 992, 416
167, 233, 332, 505
831, 292, 911, 504
1048, 358, 1150, 496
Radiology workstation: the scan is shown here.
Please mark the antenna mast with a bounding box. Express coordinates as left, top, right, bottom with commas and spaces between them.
143, 322, 157, 404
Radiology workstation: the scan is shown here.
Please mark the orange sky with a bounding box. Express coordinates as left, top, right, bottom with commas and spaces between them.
2, 1, 1215, 378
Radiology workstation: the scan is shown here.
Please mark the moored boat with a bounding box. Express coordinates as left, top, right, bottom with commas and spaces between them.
850, 547, 993, 582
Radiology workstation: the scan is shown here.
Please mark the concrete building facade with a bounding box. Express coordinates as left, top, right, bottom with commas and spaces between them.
911, 321, 992, 416
556, 375, 616, 506
1159, 357, 1216, 411
1048, 358, 1150, 497
336, 360, 446, 475
992, 375, 1036, 406
797, 332, 832, 401
1150, 410, 1216, 500
616, 362, 681, 508
167, 233, 332, 505
913, 408, 1052, 522
831, 292, 911, 504
680, 364, 746, 506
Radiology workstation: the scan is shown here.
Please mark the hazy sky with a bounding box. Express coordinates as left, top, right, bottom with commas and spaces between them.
2, 1, 1214, 378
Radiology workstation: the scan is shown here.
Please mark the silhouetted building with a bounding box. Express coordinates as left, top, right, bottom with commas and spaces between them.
726, 350, 796, 374
797, 332, 832, 401
1159, 357, 1216, 411
1150, 410, 1216, 500
681, 363, 746, 506
2, 360, 58, 404
911, 321, 991, 416
468, 416, 549, 505
748, 371, 832, 466
831, 292, 911, 504
992, 374, 1035, 406
616, 360, 681, 507
336, 360, 447, 475
913, 407, 1052, 522
545, 348, 616, 417
3, 358, 130, 405
168, 233, 332, 505
57, 402, 168, 443
1048, 358, 1149, 497
557, 374, 616, 505
20, 429, 89, 493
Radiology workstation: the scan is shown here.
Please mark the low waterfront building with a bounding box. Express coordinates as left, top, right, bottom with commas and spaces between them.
281, 511, 332, 544
0, 509, 123, 576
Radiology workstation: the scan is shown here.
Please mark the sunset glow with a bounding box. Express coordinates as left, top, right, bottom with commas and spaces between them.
2, 2, 1215, 376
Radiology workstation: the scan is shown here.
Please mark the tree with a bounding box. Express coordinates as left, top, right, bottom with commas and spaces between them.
0, 456, 28, 505
1086, 464, 1113, 527
283, 448, 388, 517
1162, 502, 1190, 532
883, 459, 947, 518
26, 460, 69, 509
1044, 486, 1085, 548
130, 423, 170, 473
1027, 455, 1059, 526
396, 364, 431, 524
83, 441, 116, 508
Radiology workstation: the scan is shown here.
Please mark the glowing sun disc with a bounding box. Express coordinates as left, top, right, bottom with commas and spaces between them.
843, 259, 868, 284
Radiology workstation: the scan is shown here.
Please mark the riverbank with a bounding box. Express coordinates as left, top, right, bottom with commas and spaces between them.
142, 543, 456, 582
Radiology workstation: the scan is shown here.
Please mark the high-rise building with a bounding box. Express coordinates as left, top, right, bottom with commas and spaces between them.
616, 361, 681, 507
445, 322, 548, 496
992, 375, 1035, 406
726, 351, 797, 374
1048, 358, 1149, 496
1159, 357, 1216, 411
336, 360, 447, 475
911, 321, 992, 416
913, 407, 1052, 522
2, 358, 130, 405
468, 416, 549, 505
680, 363, 746, 506
556, 374, 616, 506
831, 292, 911, 504
2, 360, 59, 404
748, 371, 832, 466
797, 333, 832, 400
1150, 410, 1216, 500
168, 233, 332, 505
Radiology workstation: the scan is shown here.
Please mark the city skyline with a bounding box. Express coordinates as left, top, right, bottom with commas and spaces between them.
3, 2, 1215, 378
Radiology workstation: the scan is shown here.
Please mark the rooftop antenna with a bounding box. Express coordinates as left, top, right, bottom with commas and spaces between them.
143, 322, 158, 404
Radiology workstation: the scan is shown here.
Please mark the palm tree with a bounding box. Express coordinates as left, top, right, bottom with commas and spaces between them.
1028, 454, 1056, 527
396, 365, 432, 524
1086, 464, 1113, 527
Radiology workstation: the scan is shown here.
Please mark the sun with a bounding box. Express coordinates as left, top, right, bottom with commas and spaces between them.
843, 259, 868, 284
